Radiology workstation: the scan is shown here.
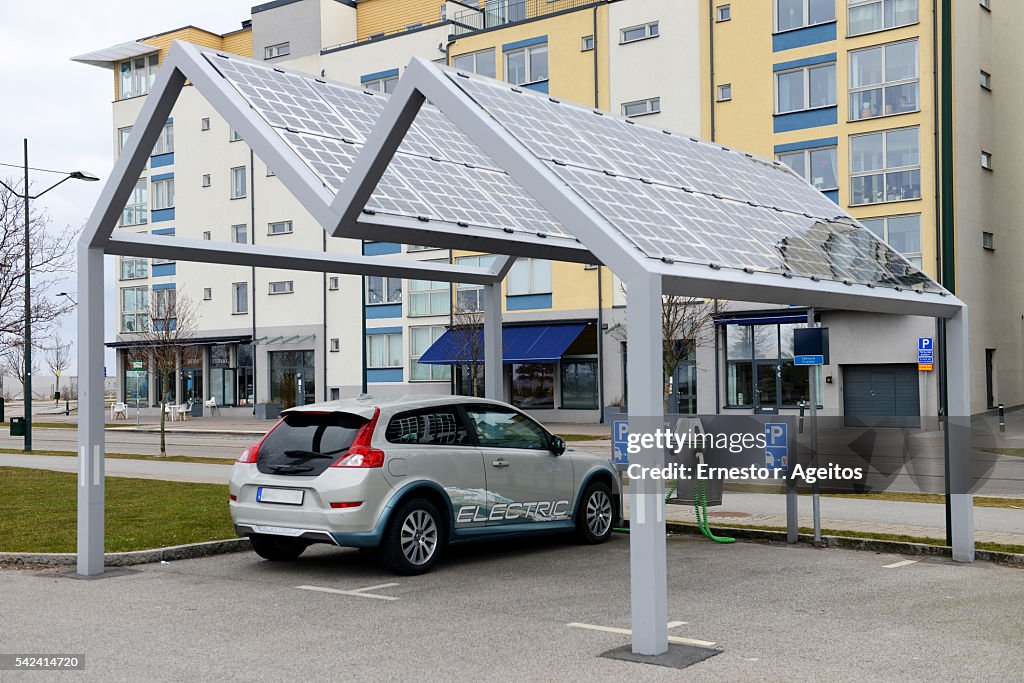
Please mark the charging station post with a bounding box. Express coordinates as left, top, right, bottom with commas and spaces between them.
794, 311, 829, 546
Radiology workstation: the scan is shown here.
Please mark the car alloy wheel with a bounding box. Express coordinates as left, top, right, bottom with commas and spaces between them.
586, 489, 613, 537
400, 509, 438, 566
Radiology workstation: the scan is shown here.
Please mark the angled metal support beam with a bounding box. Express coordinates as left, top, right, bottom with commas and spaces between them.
106, 232, 497, 285
76, 245, 105, 575
482, 256, 514, 399
488, 255, 517, 282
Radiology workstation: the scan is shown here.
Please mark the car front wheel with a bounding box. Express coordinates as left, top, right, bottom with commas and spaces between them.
249, 534, 309, 561
380, 498, 444, 575
576, 481, 615, 544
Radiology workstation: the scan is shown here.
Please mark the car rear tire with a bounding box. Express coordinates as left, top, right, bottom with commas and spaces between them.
380, 498, 444, 575
249, 534, 309, 561
576, 481, 615, 544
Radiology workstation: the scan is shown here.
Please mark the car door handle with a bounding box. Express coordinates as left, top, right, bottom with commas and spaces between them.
491, 459, 509, 468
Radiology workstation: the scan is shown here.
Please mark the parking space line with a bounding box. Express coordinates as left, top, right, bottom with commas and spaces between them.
882, 560, 919, 569
667, 621, 687, 629
567, 622, 715, 647
296, 584, 400, 601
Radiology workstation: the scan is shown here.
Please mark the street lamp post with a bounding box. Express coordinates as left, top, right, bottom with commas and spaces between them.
0, 139, 98, 451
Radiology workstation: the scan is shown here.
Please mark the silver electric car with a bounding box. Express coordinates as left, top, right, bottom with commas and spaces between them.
229, 396, 621, 574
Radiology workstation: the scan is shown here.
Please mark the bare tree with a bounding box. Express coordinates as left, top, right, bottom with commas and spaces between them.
611, 289, 724, 411
0, 181, 77, 349
1, 340, 42, 399
127, 292, 200, 456
449, 307, 486, 398
45, 334, 73, 403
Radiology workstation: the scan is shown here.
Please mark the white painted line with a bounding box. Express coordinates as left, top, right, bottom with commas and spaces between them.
667, 621, 687, 629
567, 622, 715, 648
79, 446, 86, 487
296, 584, 400, 601
883, 559, 919, 569
350, 582, 400, 594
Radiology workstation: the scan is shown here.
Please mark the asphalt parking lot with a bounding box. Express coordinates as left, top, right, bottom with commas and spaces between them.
2, 535, 1021, 682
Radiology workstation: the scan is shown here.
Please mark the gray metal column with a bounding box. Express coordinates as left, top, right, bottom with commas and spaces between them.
482, 282, 503, 400
626, 273, 668, 655
76, 246, 106, 576
945, 307, 974, 561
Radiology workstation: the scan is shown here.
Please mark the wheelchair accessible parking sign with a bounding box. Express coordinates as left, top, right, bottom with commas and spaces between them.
765, 423, 788, 471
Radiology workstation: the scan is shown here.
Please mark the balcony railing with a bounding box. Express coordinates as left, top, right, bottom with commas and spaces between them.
451, 0, 598, 37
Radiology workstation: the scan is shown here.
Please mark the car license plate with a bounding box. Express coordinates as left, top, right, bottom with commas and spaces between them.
256, 487, 304, 505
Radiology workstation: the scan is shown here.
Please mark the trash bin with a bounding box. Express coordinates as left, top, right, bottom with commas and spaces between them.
10, 417, 26, 437
54, 391, 61, 401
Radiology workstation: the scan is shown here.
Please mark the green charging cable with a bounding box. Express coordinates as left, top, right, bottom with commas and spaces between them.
613, 477, 735, 544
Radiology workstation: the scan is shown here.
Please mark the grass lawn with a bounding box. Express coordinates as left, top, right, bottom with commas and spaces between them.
0, 422, 122, 430
0, 467, 235, 553
720, 482, 1024, 510
0, 447, 236, 466
557, 433, 608, 441
985, 448, 1024, 458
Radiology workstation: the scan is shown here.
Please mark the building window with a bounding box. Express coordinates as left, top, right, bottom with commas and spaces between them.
268, 281, 294, 295
407, 244, 440, 252
622, 97, 661, 117
151, 178, 174, 210
120, 286, 149, 333
118, 54, 158, 100
453, 48, 497, 77
230, 166, 246, 199
455, 254, 497, 311
368, 32, 385, 40
717, 84, 733, 101
367, 333, 402, 368
153, 288, 176, 325
329, 276, 340, 290
202, 230, 211, 240
776, 0, 835, 32
776, 146, 838, 191
264, 42, 290, 60
847, 0, 918, 37
232, 282, 248, 314
364, 75, 399, 94
201, 117, 210, 131
153, 122, 174, 155
203, 288, 212, 301
561, 359, 598, 409
118, 126, 133, 154
119, 257, 148, 280
980, 69, 992, 90
982, 231, 995, 250
716, 4, 732, 21
231, 224, 248, 244
330, 338, 341, 352
981, 151, 993, 170
510, 364, 555, 409
268, 220, 293, 235
410, 326, 451, 381
581, 35, 595, 51
725, 323, 820, 408
850, 127, 920, 205
861, 214, 922, 267
504, 43, 548, 86
849, 40, 919, 121
776, 62, 836, 114
202, 174, 211, 188
122, 178, 148, 226
409, 275, 450, 316
230, 128, 243, 142
620, 21, 659, 44
366, 276, 402, 305
507, 258, 552, 296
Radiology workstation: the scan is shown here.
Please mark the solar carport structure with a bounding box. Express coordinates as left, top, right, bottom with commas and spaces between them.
76, 42, 973, 656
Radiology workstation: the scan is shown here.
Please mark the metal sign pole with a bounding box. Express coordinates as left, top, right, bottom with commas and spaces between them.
807, 308, 821, 546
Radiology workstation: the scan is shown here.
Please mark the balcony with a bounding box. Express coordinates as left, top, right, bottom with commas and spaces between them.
451, 0, 596, 37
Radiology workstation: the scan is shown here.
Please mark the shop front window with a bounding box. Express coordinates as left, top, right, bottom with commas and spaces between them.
725, 322, 819, 409
270, 350, 315, 409
561, 359, 598, 409
509, 363, 554, 410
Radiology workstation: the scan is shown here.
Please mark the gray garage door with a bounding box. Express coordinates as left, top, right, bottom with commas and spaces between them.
843, 364, 920, 427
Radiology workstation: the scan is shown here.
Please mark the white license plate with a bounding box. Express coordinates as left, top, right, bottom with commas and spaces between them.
256, 487, 304, 505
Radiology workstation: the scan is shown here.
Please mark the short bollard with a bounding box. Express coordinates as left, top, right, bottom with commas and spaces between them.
798, 401, 806, 435
998, 403, 1005, 433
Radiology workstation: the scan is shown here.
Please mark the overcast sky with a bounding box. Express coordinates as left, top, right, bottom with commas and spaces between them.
0, 0, 253, 374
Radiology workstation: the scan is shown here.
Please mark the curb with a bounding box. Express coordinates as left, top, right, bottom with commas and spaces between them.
106, 427, 267, 436
0, 538, 251, 567
663, 522, 1024, 566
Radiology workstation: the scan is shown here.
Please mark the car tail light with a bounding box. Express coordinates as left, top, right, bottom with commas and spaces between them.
329, 501, 363, 509
331, 408, 384, 468
236, 419, 282, 463
230, 494, 237, 501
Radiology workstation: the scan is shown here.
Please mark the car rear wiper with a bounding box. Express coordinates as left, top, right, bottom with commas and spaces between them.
283, 449, 333, 459
269, 463, 316, 473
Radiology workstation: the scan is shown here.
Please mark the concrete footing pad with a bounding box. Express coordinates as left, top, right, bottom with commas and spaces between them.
601, 642, 722, 669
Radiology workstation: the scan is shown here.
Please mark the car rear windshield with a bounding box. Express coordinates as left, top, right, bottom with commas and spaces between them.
257, 411, 368, 477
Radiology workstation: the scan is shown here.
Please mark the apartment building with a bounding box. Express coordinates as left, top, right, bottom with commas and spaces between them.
73, 0, 1019, 421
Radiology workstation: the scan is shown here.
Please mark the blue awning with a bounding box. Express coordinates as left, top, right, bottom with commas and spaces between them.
418, 323, 587, 365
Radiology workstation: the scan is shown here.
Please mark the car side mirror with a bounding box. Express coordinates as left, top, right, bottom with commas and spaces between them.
549, 435, 567, 456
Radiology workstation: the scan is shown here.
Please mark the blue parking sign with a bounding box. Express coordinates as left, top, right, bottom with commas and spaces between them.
612, 420, 629, 468
765, 423, 788, 471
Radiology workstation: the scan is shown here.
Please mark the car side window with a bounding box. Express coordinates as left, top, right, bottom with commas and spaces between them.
464, 407, 549, 450
385, 409, 470, 446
